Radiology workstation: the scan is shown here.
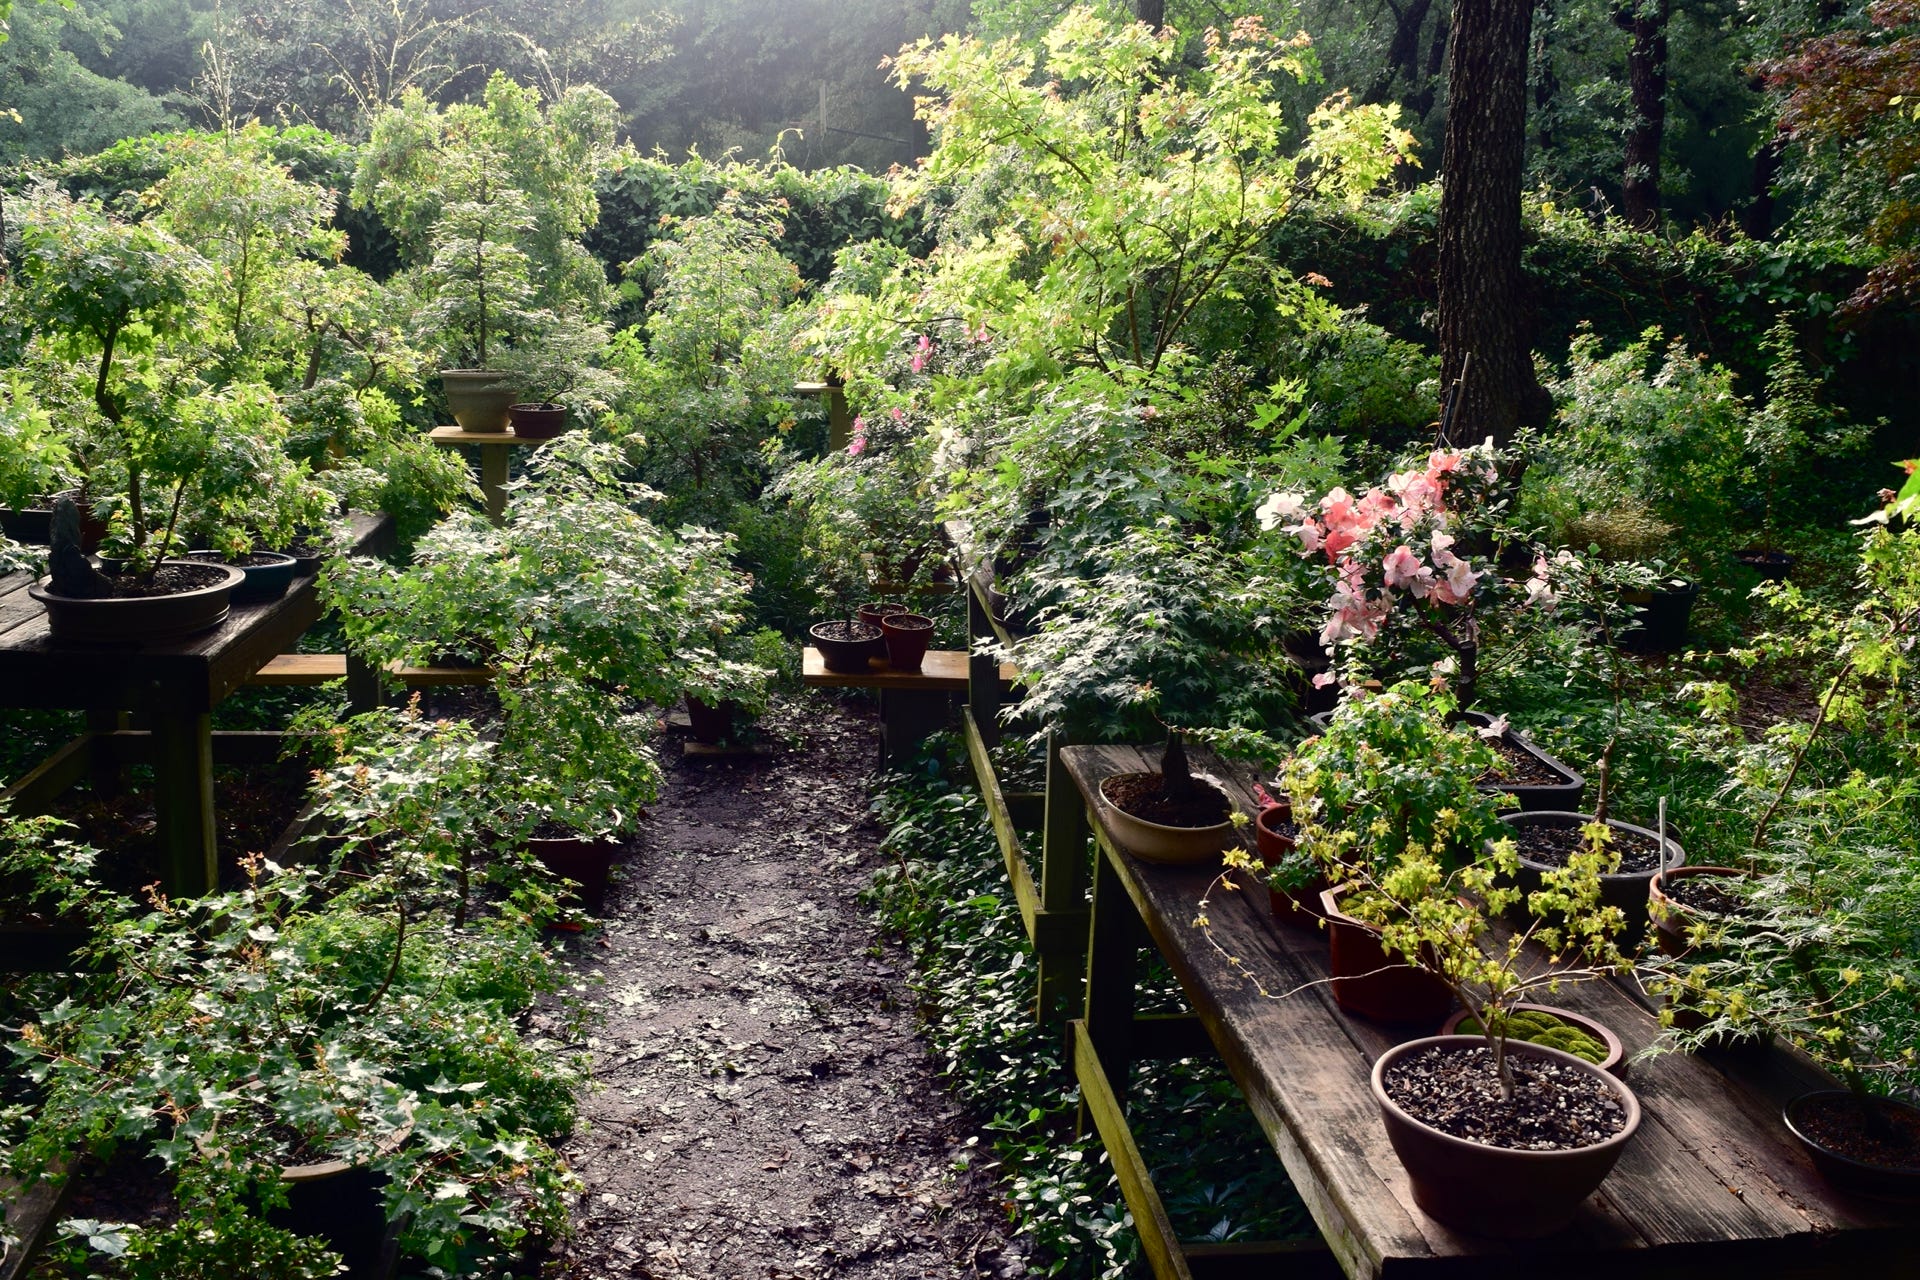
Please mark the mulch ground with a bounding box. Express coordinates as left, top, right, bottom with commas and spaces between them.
543, 693, 1029, 1280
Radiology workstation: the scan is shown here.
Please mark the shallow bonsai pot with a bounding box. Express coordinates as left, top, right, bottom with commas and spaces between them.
1095, 772, 1236, 865
189, 550, 298, 604
1372, 1035, 1641, 1238
1319, 885, 1455, 1025
1647, 864, 1750, 959
439, 369, 518, 433
1782, 1091, 1920, 1201
1501, 810, 1685, 948
810, 619, 882, 673
28, 562, 247, 645
1255, 802, 1327, 928
1459, 710, 1585, 811
507, 401, 569, 440
527, 833, 618, 915
1439, 1002, 1627, 1078
685, 694, 741, 745
880, 611, 934, 672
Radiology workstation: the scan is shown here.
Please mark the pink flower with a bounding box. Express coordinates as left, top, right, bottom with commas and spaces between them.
1293, 516, 1323, 556
1431, 554, 1480, 606
1311, 671, 1338, 689
972, 323, 990, 342
909, 334, 933, 373
1257, 491, 1306, 531
1382, 545, 1433, 598
1427, 450, 1463, 476
1475, 714, 1511, 740
1524, 575, 1557, 609
847, 434, 867, 456
890, 407, 905, 422
1357, 487, 1398, 528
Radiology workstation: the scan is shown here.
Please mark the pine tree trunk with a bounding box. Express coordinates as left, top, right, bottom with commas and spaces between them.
1135, 1, 1165, 29
1437, 0, 1553, 452
1615, 1, 1671, 231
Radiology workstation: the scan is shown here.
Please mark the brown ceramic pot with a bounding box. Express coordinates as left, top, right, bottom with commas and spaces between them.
879, 611, 934, 671
1254, 803, 1327, 928
1319, 886, 1454, 1026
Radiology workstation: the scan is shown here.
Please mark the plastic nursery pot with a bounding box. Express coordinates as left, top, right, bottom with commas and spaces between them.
1255, 803, 1327, 929
1647, 864, 1751, 960
1095, 772, 1238, 865
810, 619, 883, 673
187, 550, 299, 604
270, 1159, 397, 1278
879, 611, 935, 672
1458, 710, 1586, 812
1318, 885, 1455, 1026
1372, 1036, 1642, 1239
527, 833, 618, 916
507, 401, 569, 440
1782, 1091, 1920, 1202
439, 369, 518, 433
1439, 1002, 1628, 1078
28, 561, 247, 646
1620, 578, 1699, 652
1500, 810, 1685, 949
1735, 548, 1796, 581
685, 695, 742, 745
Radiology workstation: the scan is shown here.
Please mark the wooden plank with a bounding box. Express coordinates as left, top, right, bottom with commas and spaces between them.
427, 425, 544, 447
0, 735, 94, 812
963, 709, 1041, 937
804, 646, 1010, 692
151, 712, 216, 899
1058, 743, 1914, 1279
249, 652, 349, 683
0, 1169, 69, 1280
1071, 1020, 1195, 1280
1037, 729, 1092, 1017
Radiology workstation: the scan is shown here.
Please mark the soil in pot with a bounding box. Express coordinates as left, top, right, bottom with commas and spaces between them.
1103, 771, 1230, 828
1659, 872, 1746, 916
1504, 811, 1683, 949
186, 550, 298, 603
810, 619, 882, 673
1513, 820, 1667, 877
1784, 1091, 1920, 1200
855, 601, 909, 629
880, 612, 934, 672
1383, 1041, 1631, 1151
1478, 738, 1569, 788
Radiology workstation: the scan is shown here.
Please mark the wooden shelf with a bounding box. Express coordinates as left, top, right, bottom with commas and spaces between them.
248, 653, 493, 687
427, 425, 547, 447
802, 646, 1014, 692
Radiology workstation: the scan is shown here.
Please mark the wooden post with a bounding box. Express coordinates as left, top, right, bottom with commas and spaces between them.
966, 579, 1000, 749
151, 711, 217, 897
1077, 834, 1141, 1139
1036, 729, 1091, 1020
480, 443, 509, 527
84, 708, 128, 795
345, 652, 382, 715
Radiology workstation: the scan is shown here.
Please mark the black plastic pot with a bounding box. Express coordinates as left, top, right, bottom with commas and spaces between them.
685, 694, 742, 745
1621, 579, 1699, 651
188, 550, 298, 604
528, 833, 618, 915
268, 1161, 396, 1279
1783, 1091, 1920, 1201
1501, 810, 1685, 948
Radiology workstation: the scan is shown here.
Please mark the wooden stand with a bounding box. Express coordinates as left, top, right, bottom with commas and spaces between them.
794, 381, 853, 453
802, 646, 1015, 769
428, 425, 546, 526
1059, 743, 1917, 1280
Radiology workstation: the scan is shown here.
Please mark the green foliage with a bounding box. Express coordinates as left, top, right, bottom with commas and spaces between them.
0, 0, 180, 166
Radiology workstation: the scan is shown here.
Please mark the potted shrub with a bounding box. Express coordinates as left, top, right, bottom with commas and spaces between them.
809, 618, 883, 672
677, 627, 788, 747
495, 312, 620, 440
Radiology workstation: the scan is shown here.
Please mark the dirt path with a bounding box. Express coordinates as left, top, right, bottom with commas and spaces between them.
545, 694, 1030, 1280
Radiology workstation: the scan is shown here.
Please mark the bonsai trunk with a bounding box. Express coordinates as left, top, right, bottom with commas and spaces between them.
1159, 726, 1194, 802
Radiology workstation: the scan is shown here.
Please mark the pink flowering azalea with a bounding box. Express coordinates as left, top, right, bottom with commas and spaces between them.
1382, 544, 1434, 598
1431, 554, 1480, 606
890, 407, 905, 422
1311, 671, 1338, 689
1293, 516, 1324, 556
1427, 449, 1463, 476
909, 333, 933, 373
847, 434, 867, 456
1257, 491, 1306, 531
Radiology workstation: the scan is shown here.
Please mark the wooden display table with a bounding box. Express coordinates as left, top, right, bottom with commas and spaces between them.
428, 425, 547, 525
0, 513, 392, 898
801, 645, 1017, 768
1059, 742, 1913, 1280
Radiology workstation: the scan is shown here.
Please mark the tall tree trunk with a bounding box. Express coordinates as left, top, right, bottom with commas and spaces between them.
1615, 0, 1671, 231
1437, 0, 1552, 452
1369, 0, 1436, 103
1135, 0, 1164, 29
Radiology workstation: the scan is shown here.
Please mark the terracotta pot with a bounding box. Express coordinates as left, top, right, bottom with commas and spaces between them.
1501, 810, 1685, 948
1319, 886, 1454, 1025
810, 619, 882, 673
1372, 1036, 1642, 1238
880, 612, 934, 672
528, 834, 618, 915
1782, 1091, 1920, 1201
1094, 772, 1237, 865
1647, 864, 1750, 959
507, 401, 569, 440
855, 601, 908, 628
685, 694, 741, 745
188, 550, 298, 604
1439, 1002, 1627, 1078
1254, 803, 1327, 928
28, 562, 247, 645
439, 369, 518, 433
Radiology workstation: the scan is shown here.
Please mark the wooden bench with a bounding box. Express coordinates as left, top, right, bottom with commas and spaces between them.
1059, 742, 1917, 1280
247, 653, 495, 689
802, 646, 1016, 768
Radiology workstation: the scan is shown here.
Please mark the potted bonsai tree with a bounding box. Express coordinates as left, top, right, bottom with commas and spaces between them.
677, 626, 788, 747
1008, 521, 1308, 864
495, 310, 621, 440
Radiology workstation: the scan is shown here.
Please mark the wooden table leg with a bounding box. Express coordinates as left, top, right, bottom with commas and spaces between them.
1078, 833, 1142, 1139
85, 708, 129, 795
151, 711, 217, 898
878, 688, 952, 769
1037, 730, 1091, 1020
480, 444, 509, 526
346, 652, 382, 715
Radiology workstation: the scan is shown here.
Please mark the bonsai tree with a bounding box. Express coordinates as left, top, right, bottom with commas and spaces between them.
494, 309, 622, 414
325, 435, 755, 842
